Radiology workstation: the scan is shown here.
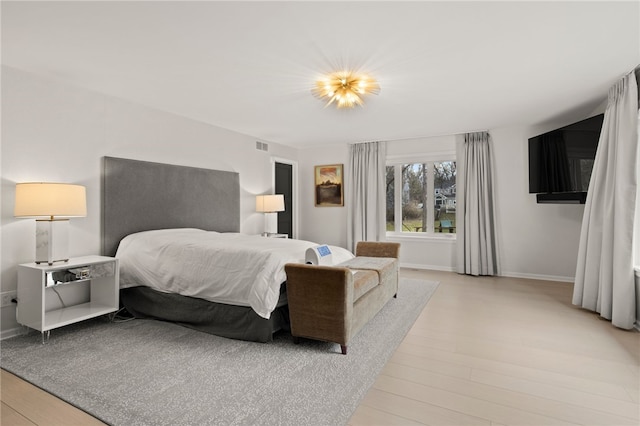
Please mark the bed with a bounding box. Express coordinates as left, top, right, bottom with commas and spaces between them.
102, 157, 353, 342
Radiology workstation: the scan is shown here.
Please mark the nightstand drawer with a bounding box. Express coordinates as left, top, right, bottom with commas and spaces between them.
46, 262, 116, 287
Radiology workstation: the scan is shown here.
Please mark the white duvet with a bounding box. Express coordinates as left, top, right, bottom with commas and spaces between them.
116, 228, 354, 319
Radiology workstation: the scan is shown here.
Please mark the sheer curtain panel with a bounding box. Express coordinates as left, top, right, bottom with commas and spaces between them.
456, 132, 499, 276
347, 141, 386, 252
573, 69, 639, 330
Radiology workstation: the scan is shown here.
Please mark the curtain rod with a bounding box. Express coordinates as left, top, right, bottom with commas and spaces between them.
348, 130, 490, 145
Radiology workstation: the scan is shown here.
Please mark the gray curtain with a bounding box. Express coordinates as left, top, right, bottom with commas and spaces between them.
573, 69, 639, 330
347, 141, 386, 252
456, 132, 499, 276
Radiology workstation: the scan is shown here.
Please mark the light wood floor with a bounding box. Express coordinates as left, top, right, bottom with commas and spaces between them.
349, 269, 640, 426
2, 269, 639, 425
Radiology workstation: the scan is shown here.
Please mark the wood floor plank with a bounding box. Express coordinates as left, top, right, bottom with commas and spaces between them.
521, 332, 640, 365
395, 339, 634, 402
348, 402, 424, 426
0, 370, 104, 426
1, 402, 36, 426
380, 362, 637, 425
470, 368, 639, 420
453, 338, 639, 387
388, 351, 472, 380
360, 388, 490, 426
373, 374, 576, 426
625, 384, 640, 404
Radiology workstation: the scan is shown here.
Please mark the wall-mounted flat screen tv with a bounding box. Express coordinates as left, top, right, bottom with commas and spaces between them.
528, 113, 604, 203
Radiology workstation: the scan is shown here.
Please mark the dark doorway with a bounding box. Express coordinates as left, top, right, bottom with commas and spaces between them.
275, 162, 293, 238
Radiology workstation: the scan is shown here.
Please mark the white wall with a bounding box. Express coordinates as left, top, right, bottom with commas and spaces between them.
0, 66, 298, 336
297, 143, 349, 248
491, 126, 585, 281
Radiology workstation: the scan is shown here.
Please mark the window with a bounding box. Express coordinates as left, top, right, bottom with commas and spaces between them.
386, 160, 456, 235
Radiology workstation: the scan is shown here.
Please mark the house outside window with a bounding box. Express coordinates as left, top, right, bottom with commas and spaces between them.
386, 160, 456, 235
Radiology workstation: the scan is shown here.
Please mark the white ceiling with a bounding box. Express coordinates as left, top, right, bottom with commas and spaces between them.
2, 1, 639, 148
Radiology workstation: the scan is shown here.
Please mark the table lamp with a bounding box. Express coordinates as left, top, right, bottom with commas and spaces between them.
255, 194, 285, 236
14, 182, 87, 265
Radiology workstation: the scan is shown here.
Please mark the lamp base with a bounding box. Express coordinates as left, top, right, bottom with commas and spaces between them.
263, 212, 278, 235
36, 219, 69, 265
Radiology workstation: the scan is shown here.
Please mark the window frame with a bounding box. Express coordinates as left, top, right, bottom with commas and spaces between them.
386, 151, 457, 239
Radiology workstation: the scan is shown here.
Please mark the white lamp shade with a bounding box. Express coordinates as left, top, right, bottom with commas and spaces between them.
15, 183, 87, 218
255, 194, 285, 213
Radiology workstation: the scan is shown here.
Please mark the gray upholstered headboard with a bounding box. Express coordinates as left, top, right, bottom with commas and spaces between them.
102, 157, 240, 257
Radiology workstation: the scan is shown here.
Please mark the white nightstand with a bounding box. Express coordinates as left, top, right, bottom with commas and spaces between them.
265, 233, 288, 239
17, 255, 119, 343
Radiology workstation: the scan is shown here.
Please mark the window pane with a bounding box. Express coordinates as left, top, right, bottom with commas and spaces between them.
434, 161, 456, 233
402, 163, 428, 233
386, 166, 395, 231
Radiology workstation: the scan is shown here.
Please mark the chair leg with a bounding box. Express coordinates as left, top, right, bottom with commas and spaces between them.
340, 345, 347, 355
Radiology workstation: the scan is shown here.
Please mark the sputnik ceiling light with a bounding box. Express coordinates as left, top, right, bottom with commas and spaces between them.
312, 71, 380, 109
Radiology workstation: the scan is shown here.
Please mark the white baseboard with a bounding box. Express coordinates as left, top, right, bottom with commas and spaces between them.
500, 271, 574, 283
1, 327, 24, 340
399, 264, 574, 283
400, 263, 456, 272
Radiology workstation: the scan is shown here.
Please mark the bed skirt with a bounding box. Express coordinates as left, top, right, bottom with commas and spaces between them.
120, 286, 290, 343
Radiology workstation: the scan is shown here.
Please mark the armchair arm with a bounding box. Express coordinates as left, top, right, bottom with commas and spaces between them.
355, 242, 400, 259
284, 263, 353, 346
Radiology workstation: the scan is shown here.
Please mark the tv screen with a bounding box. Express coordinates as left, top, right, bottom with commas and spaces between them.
529, 113, 604, 196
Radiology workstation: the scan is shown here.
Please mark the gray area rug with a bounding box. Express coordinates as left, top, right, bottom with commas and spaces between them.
1, 278, 438, 426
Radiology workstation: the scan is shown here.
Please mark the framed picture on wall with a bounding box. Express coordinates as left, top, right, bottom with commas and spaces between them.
314, 164, 344, 207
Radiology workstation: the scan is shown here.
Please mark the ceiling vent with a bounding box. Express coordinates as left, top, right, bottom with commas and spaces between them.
256, 141, 269, 152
